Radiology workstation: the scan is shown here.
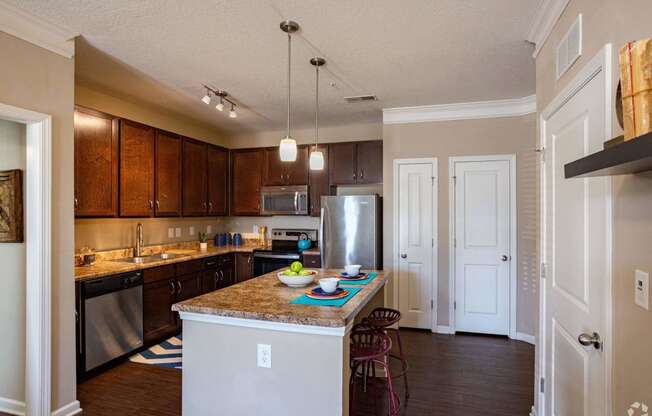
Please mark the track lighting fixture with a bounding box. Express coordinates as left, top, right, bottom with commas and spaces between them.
201, 86, 237, 119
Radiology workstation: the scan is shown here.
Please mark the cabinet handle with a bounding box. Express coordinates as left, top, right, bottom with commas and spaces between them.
74, 197, 78, 208
208, 201, 213, 211
156, 200, 160, 209
149, 200, 154, 210
214, 271, 220, 286
353, 172, 357, 181
247, 255, 252, 264
169, 280, 176, 295
360, 169, 364, 180
202, 202, 207, 210
176, 281, 182, 295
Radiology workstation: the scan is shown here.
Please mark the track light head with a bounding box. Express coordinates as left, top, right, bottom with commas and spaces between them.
229, 104, 237, 118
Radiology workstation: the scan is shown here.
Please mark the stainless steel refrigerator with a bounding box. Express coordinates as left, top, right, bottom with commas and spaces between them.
319, 195, 382, 269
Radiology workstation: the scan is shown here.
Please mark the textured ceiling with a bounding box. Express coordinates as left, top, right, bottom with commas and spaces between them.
10, 0, 538, 134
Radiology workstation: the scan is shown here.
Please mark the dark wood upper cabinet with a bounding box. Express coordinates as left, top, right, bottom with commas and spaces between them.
154, 130, 182, 216
74, 107, 119, 217
356, 141, 383, 184
309, 144, 330, 217
329, 142, 358, 185
328, 141, 383, 185
182, 139, 208, 216
231, 149, 263, 216
207, 145, 229, 216
120, 120, 155, 217
263, 145, 309, 186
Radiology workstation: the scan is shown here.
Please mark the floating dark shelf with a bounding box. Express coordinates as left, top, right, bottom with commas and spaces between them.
564, 131, 652, 178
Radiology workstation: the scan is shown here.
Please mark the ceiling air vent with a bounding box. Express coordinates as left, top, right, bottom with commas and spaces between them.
556, 14, 582, 80
344, 95, 378, 103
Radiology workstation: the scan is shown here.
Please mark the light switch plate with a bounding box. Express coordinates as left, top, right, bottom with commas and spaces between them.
207, 225, 212, 234
175, 227, 182, 238
635, 269, 649, 311
168, 228, 174, 239
189, 226, 195, 236
257, 344, 271, 368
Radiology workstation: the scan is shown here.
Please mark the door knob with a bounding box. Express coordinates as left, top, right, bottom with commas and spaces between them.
400, 253, 407, 259
578, 332, 602, 350
501, 255, 509, 262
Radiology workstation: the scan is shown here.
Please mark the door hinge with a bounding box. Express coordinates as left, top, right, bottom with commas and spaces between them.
453, 301, 457, 310
432, 238, 435, 247
540, 377, 545, 393
432, 176, 436, 186
453, 237, 457, 248
535, 147, 546, 163
540, 262, 547, 279
431, 299, 434, 309
452, 175, 457, 185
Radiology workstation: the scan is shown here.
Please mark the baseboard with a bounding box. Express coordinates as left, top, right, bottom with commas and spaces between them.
51, 400, 82, 416
0, 397, 26, 416
435, 325, 454, 334
515, 332, 536, 345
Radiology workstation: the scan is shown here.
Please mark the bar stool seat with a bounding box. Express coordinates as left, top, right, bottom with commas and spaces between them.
349, 324, 400, 416
364, 308, 410, 400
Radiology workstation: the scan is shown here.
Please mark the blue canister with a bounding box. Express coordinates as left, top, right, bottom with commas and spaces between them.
213, 233, 220, 246
233, 233, 242, 246
226, 233, 233, 245
218, 233, 227, 246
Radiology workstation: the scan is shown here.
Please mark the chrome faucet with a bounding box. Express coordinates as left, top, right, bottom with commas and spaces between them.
135, 223, 144, 258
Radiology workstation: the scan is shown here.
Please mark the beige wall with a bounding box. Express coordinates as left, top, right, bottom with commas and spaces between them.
0, 119, 26, 403
536, 0, 652, 411
382, 114, 538, 335
0, 32, 76, 410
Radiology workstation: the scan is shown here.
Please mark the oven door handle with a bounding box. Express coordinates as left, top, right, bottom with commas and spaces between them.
294, 191, 299, 213
253, 253, 301, 260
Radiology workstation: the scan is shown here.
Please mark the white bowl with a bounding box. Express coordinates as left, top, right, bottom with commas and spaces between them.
345, 264, 362, 276
277, 270, 318, 288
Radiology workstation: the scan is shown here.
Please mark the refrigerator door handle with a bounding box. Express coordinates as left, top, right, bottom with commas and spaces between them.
320, 207, 325, 264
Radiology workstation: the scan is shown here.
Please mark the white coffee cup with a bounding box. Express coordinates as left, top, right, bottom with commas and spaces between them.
345, 264, 361, 276
319, 278, 339, 294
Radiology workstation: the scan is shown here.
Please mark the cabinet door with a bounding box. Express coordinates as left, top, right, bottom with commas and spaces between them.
328, 142, 358, 185
176, 272, 203, 302
143, 279, 176, 345
235, 252, 254, 282
309, 144, 329, 217
120, 120, 155, 217
231, 149, 263, 216
356, 141, 383, 184
201, 269, 220, 294
74, 107, 119, 217
182, 139, 208, 216
263, 147, 286, 186
155, 130, 182, 216
286, 145, 310, 185
218, 254, 235, 288
207, 146, 229, 216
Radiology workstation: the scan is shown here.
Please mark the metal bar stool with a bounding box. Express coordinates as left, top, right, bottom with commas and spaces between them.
349, 324, 400, 416
364, 308, 409, 400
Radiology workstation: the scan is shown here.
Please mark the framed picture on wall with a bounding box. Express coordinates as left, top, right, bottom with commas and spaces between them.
0, 169, 24, 243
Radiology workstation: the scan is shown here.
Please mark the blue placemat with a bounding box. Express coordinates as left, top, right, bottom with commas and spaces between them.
338, 272, 378, 286
290, 287, 362, 307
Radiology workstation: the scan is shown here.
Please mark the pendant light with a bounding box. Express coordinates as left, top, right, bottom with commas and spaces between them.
309, 57, 326, 170
279, 20, 299, 162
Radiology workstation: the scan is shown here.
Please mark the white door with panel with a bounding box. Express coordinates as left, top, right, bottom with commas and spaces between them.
453, 158, 512, 335
542, 59, 609, 416
397, 161, 436, 329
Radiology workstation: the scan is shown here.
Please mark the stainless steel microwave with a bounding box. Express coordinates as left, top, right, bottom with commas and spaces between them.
260, 185, 309, 216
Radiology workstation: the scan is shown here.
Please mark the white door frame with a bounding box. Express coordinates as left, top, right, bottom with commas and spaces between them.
537, 44, 613, 416
392, 158, 438, 331
448, 154, 518, 339
0, 102, 52, 416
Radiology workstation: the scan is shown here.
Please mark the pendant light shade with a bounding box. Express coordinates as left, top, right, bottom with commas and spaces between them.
279, 20, 299, 162
309, 148, 324, 170
309, 57, 326, 170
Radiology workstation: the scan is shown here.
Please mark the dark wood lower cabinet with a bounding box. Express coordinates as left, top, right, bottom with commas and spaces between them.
143, 269, 177, 345
235, 252, 254, 282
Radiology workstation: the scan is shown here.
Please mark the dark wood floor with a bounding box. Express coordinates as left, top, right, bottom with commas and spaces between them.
77, 330, 534, 416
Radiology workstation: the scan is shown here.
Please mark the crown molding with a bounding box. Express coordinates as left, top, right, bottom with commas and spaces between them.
526, 0, 571, 58
382, 95, 536, 125
0, 0, 77, 58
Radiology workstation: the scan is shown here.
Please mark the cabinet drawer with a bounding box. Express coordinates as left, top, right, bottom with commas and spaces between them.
143, 265, 175, 284
203, 256, 220, 269
175, 259, 203, 275
303, 254, 321, 268
218, 254, 234, 266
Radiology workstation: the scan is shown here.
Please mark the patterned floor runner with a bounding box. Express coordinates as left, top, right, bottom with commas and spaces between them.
129, 334, 182, 369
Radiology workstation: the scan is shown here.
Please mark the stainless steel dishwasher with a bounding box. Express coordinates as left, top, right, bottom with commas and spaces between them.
79, 272, 143, 375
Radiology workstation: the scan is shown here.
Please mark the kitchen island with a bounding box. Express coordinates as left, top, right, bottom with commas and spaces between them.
172, 268, 389, 416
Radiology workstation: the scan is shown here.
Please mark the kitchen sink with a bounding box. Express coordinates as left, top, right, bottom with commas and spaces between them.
112, 252, 190, 264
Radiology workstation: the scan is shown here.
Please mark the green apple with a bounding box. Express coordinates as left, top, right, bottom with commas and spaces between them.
298, 269, 311, 276
290, 261, 303, 273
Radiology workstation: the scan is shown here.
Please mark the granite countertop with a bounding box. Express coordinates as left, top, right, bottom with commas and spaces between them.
172, 269, 389, 328
75, 244, 263, 281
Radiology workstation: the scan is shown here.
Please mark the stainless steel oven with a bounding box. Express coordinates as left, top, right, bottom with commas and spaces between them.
260, 185, 309, 216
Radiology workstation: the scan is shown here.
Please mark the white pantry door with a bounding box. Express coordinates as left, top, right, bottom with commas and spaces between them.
543, 61, 609, 416
397, 161, 435, 329
453, 158, 512, 335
